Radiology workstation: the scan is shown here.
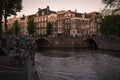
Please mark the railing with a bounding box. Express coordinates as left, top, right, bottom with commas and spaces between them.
96, 35, 120, 41
0, 65, 24, 71
34, 66, 42, 80
31, 34, 120, 42
26, 59, 42, 80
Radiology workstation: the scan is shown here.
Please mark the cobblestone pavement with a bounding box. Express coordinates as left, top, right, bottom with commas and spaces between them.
0, 56, 27, 80
35, 50, 120, 80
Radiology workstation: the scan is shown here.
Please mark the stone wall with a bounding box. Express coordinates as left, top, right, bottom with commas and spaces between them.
33, 36, 120, 51
49, 37, 77, 48
98, 39, 120, 51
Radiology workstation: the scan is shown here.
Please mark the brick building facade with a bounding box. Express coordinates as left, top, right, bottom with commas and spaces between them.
3, 6, 101, 37
2, 15, 28, 35
34, 6, 56, 35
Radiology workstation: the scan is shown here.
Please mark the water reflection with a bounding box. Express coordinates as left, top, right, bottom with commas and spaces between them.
35, 49, 120, 80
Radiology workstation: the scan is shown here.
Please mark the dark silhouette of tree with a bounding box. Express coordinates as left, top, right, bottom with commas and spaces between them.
14, 20, 21, 36
102, 0, 120, 15
0, 0, 3, 37
3, 0, 22, 35
100, 0, 120, 37
7, 20, 21, 35
27, 18, 36, 35
46, 22, 53, 35
7, 27, 14, 35
100, 15, 120, 37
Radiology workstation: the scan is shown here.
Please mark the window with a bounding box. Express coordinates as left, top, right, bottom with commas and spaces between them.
36, 13, 39, 16
35, 19, 37, 22
45, 17, 46, 21
41, 23, 43, 27
39, 23, 41, 28
34, 19, 36, 22
37, 29, 39, 34
45, 23, 47, 27
42, 11, 44, 15
45, 29, 46, 34
39, 18, 40, 22
37, 18, 39, 22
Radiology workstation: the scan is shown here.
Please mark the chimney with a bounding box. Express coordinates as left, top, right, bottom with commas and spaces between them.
47, 6, 49, 10
47, 6, 50, 14
38, 8, 41, 11
68, 10, 71, 12
22, 15, 25, 17
84, 12, 86, 18
82, 12, 86, 18
75, 9, 77, 13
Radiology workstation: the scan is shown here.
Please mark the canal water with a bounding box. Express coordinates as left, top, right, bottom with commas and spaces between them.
35, 49, 120, 80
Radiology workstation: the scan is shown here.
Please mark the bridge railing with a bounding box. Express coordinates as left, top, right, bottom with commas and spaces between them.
31, 34, 120, 42
94, 35, 120, 41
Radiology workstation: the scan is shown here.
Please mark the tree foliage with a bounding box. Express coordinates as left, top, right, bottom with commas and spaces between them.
100, 15, 120, 36
14, 20, 21, 36
102, 0, 120, 15
7, 27, 14, 35
46, 22, 53, 35
0, 0, 3, 37
8, 20, 21, 35
3, 0, 22, 34
27, 18, 36, 35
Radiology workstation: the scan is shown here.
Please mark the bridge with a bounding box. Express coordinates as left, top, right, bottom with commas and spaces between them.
31, 35, 120, 51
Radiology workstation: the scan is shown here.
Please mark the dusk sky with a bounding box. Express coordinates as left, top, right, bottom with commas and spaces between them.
17, 0, 105, 16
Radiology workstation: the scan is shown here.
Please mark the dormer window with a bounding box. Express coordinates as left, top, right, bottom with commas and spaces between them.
72, 14, 75, 17
42, 11, 45, 15
68, 13, 71, 17
36, 13, 39, 16
82, 14, 85, 18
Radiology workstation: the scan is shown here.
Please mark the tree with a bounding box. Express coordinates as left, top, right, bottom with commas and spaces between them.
100, 15, 120, 37
27, 18, 36, 35
102, 0, 120, 15
0, 0, 3, 37
3, 0, 22, 35
100, 0, 120, 37
7, 27, 14, 35
7, 20, 21, 35
46, 22, 53, 35
13, 20, 21, 36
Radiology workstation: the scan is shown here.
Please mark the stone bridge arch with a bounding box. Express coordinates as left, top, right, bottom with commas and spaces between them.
81, 38, 98, 50
35, 37, 51, 50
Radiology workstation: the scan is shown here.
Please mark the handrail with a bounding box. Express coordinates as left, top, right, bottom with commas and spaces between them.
0, 65, 24, 71
34, 66, 42, 80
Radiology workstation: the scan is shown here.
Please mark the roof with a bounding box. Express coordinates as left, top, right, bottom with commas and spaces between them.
85, 12, 101, 18
67, 10, 83, 17
75, 13, 83, 17
27, 14, 35, 19
36, 7, 56, 16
